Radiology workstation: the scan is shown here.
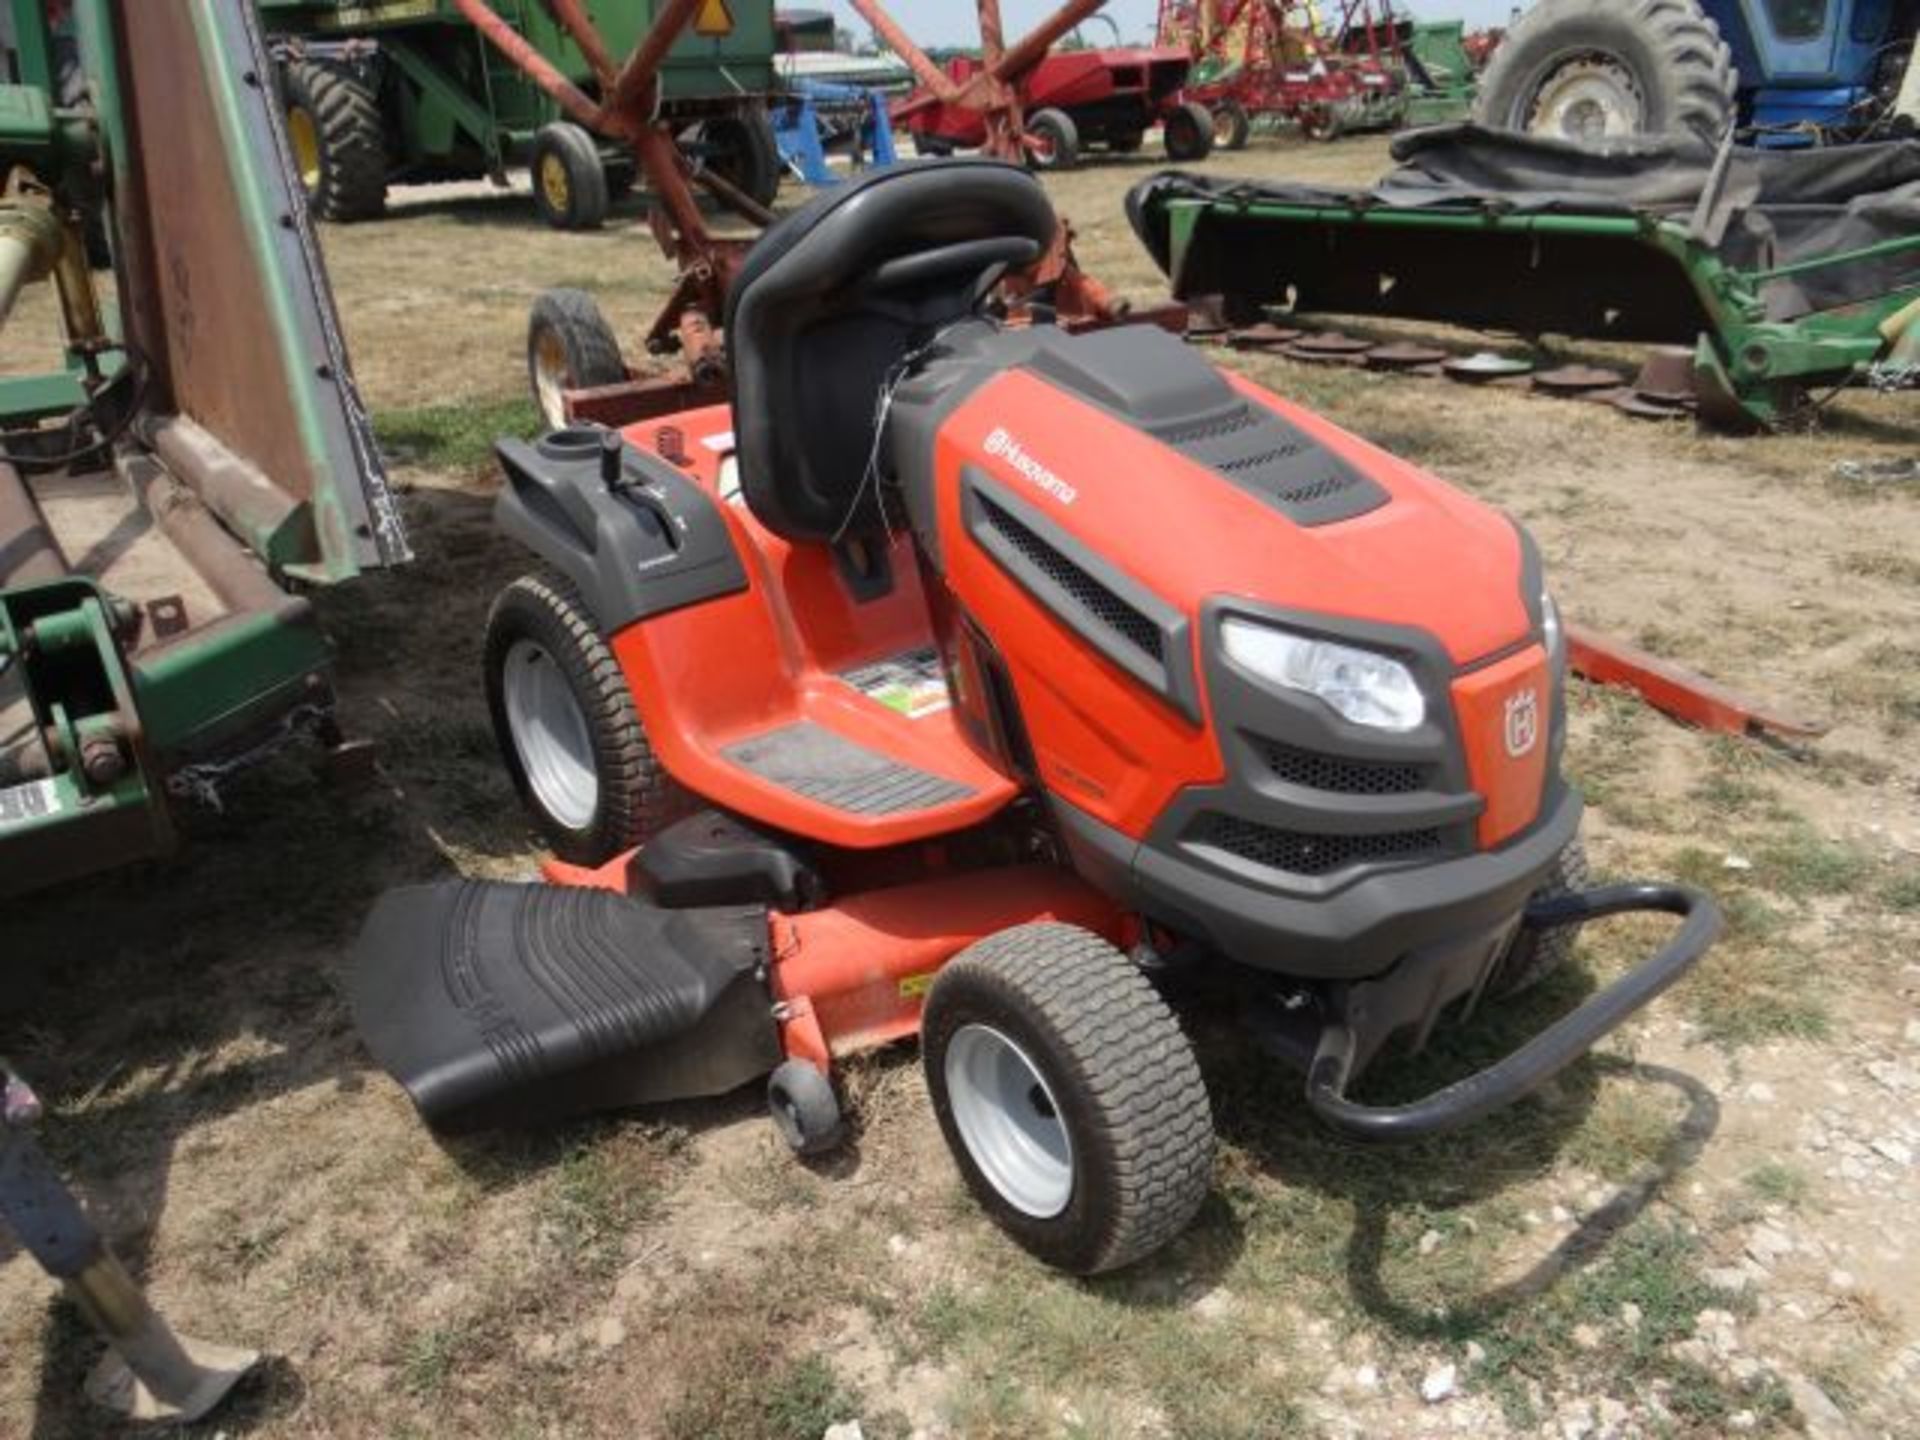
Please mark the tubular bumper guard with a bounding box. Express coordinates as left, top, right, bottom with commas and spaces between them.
1305, 883, 1722, 1141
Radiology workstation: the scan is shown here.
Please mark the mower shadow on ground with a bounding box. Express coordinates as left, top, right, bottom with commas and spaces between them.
1186, 966, 1721, 1332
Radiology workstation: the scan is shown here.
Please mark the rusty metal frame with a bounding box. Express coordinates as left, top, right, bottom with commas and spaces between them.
449, 0, 747, 381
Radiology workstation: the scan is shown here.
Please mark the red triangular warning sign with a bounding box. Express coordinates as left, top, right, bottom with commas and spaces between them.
693, 0, 734, 36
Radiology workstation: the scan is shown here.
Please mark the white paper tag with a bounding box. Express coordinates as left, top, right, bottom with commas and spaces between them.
0, 777, 61, 829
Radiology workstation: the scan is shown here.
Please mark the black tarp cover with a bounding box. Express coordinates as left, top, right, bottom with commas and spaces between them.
1128, 125, 1920, 320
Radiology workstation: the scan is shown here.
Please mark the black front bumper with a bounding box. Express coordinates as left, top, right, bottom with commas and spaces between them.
1303, 882, 1721, 1141
1055, 782, 1585, 980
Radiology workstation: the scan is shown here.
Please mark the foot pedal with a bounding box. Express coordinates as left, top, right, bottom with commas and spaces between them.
351, 881, 781, 1132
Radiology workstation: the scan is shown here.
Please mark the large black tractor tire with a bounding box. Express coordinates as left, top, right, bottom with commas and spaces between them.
531, 121, 610, 231
526, 288, 626, 429
1472, 0, 1737, 144
692, 109, 782, 209
281, 60, 387, 222
484, 575, 685, 866
1025, 107, 1081, 171
1491, 837, 1592, 996
1214, 98, 1252, 151
922, 923, 1215, 1275
1162, 99, 1216, 161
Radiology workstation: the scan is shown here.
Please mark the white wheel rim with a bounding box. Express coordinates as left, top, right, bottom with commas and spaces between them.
945, 1023, 1073, 1218
1528, 56, 1645, 140
501, 638, 598, 830
532, 328, 569, 430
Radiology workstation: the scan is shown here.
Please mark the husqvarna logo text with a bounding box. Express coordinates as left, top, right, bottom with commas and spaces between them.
1504, 688, 1540, 758
984, 427, 1078, 505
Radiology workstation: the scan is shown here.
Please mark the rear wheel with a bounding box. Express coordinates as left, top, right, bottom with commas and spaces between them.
1025, 107, 1080, 171
531, 121, 609, 230
1472, 0, 1737, 143
484, 575, 684, 864
1491, 837, 1592, 995
689, 109, 782, 208
1214, 98, 1252, 150
923, 923, 1214, 1274
280, 60, 386, 221
526, 288, 626, 429
1162, 100, 1215, 161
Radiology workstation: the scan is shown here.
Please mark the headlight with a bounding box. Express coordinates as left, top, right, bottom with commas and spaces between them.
1221, 618, 1425, 732
1541, 591, 1563, 666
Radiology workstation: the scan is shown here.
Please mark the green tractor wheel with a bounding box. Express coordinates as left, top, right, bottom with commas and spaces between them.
531, 122, 610, 231
280, 60, 386, 222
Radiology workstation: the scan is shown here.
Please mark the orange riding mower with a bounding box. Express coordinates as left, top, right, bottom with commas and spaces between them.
351, 161, 1721, 1274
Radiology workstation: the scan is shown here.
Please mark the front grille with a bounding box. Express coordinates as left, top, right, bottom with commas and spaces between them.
1188, 812, 1443, 877
977, 494, 1163, 662
1256, 738, 1428, 796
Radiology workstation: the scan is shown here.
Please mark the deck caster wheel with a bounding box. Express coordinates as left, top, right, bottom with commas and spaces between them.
768, 1060, 844, 1156
923, 923, 1214, 1275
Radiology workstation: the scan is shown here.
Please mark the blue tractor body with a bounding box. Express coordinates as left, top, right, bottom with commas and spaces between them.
1699, 0, 1915, 134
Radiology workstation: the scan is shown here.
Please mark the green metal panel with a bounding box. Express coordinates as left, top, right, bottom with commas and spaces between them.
258, 0, 778, 100
1157, 193, 1920, 430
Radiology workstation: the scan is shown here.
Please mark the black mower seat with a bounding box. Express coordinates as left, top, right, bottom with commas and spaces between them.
724, 159, 1058, 544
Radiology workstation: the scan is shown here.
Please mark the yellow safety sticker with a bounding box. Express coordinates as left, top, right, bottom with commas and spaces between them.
693, 0, 735, 37
898, 972, 936, 1000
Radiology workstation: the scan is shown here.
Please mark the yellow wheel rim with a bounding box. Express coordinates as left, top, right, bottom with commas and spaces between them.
538, 153, 571, 214
287, 106, 322, 193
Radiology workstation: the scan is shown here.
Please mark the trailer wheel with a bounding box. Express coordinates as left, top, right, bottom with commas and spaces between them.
1472, 0, 1736, 144
1214, 99, 1252, 150
527, 288, 626, 430
1491, 837, 1592, 996
532, 122, 610, 231
1025, 108, 1080, 171
691, 109, 782, 208
1162, 100, 1215, 161
923, 923, 1214, 1275
484, 574, 684, 865
768, 1060, 845, 1157
281, 60, 386, 222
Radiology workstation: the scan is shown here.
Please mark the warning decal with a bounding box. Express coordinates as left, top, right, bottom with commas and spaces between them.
842, 647, 951, 719
693, 0, 734, 36
0, 778, 61, 830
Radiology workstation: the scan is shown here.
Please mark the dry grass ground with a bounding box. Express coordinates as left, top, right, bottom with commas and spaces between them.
4, 132, 1920, 1439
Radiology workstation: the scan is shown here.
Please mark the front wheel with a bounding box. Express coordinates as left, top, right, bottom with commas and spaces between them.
531, 121, 610, 230
923, 923, 1214, 1275
1491, 837, 1592, 995
1025, 107, 1080, 171
1214, 98, 1252, 150
1162, 100, 1215, 162
526, 288, 626, 429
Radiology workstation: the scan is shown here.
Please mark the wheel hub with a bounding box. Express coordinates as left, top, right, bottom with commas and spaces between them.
500, 638, 598, 829
287, 106, 322, 193
945, 1024, 1073, 1218
531, 329, 570, 430
1525, 55, 1647, 141
538, 152, 571, 214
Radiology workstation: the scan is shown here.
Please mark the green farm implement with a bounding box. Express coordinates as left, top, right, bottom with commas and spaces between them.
1130, 126, 1920, 430
256, 0, 783, 227
1, 0, 407, 899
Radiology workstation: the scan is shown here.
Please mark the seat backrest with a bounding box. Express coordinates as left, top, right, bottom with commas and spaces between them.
724, 159, 1057, 544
